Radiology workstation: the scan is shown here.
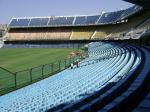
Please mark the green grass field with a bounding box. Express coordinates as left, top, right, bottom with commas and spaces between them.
0, 48, 78, 72
0, 48, 80, 95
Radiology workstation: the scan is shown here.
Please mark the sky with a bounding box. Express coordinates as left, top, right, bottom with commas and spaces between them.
0, 0, 133, 24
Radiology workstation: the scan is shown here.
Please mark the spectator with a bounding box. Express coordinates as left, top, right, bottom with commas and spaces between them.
70, 63, 73, 69
76, 60, 80, 68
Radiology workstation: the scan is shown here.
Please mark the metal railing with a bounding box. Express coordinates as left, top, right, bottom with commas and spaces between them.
0, 52, 88, 96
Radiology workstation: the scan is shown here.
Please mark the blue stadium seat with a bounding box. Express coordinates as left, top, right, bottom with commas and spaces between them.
133, 93, 150, 112
99, 48, 150, 112
0, 43, 144, 112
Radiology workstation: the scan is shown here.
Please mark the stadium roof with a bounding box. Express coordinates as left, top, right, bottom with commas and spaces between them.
123, 0, 150, 9
8, 5, 142, 28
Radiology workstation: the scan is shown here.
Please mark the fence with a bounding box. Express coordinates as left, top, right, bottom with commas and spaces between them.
0, 51, 88, 96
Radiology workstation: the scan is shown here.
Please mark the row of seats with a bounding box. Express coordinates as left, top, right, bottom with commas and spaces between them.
50, 46, 138, 112
48, 45, 150, 112
133, 47, 150, 112
7, 31, 71, 41
107, 12, 150, 39
137, 17, 150, 29
71, 30, 94, 40
1, 42, 149, 112
9, 5, 142, 27
133, 92, 150, 112
7, 11, 150, 41
99, 47, 150, 112
7, 31, 93, 41
0, 42, 137, 112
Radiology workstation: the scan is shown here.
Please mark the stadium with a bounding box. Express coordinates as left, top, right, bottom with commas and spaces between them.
0, 0, 150, 112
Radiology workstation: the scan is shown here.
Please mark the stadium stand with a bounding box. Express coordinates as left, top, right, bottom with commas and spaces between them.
107, 11, 150, 39
0, 0, 150, 112
0, 24, 6, 47
137, 17, 150, 28
92, 31, 108, 40
71, 29, 94, 40
7, 29, 72, 41
8, 5, 142, 28
132, 47, 150, 112
1, 42, 149, 112
5, 4, 147, 42
45, 31, 71, 40
92, 26, 116, 40
133, 91, 150, 112
99, 47, 150, 112
46, 43, 150, 112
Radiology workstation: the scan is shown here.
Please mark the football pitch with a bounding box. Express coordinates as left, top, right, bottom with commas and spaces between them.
0, 48, 80, 95
0, 48, 78, 72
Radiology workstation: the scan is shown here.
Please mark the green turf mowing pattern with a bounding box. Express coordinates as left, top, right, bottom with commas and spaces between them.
0, 48, 81, 95
0, 48, 78, 72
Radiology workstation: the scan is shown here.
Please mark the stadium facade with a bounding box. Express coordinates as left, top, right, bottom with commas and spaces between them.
4, 4, 149, 44
0, 0, 150, 112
